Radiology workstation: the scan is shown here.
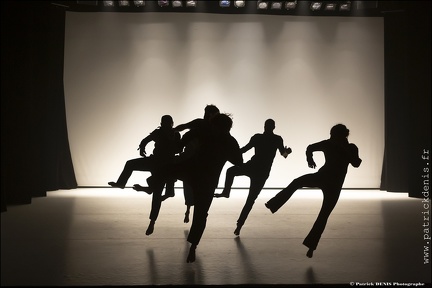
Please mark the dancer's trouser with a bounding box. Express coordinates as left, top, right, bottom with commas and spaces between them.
266, 173, 341, 250
224, 165, 268, 226
186, 183, 215, 246
116, 157, 155, 187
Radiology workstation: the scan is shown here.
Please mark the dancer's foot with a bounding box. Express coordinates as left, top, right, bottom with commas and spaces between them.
306, 248, 314, 258
184, 211, 190, 223
146, 221, 155, 236
108, 182, 125, 189
214, 192, 230, 198
265, 202, 277, 213
234, 224, 242, 236
133, 184, 152, 194
186, 245, 196, 263
161, 193, 175, 201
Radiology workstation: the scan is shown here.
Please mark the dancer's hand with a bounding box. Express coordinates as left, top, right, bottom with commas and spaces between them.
308, 159, 316, 169
282, 146, 292, 158
138, 145, 147, 157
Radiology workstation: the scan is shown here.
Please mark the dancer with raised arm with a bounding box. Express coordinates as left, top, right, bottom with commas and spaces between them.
265, 124, 361, 258
214, 119, 292, 236
138, 113, 243, 263
108, 115, 181, 235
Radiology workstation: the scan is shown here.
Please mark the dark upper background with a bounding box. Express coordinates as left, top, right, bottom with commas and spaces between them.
1, 1, 430, 212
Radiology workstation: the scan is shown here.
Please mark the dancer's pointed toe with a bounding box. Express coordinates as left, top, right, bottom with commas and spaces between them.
265, 202, 276, 213
161, 193, 174, 201
234, 225, 242, 236
186, 245, 196, 263
184, 212, 190, 223
133, 184, 152, 194
214, 193, 229, 198
108, 182, 125, 189
146, 221, 155, 236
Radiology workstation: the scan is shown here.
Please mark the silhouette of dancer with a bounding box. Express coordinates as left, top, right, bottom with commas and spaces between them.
108, 115, 180, 190
139, 104, 220, 203
182, 113, 243, 263
265, 124, 362, 258
108, 115, 181, 235
170, 104, 220, 221
141, 113, 243, 263
214, 119, 292, 236
134, 105, 220, 225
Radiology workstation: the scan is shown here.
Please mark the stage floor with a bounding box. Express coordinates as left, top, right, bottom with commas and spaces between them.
1, 188, 431, 286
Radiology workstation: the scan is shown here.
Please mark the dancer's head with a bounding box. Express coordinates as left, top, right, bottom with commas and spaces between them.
264, 119, 275, 132
330, 124, 349, 139
160, 115, 174, 128
204, 104, 220, 121
211, 113, 233, 135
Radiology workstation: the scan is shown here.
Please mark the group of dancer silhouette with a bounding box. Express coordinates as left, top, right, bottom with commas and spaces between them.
108, 104, 362, 263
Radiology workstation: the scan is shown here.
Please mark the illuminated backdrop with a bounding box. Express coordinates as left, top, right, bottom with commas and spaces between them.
64, 12, 384, 189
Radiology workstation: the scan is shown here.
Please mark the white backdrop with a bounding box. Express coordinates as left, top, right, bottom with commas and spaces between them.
64, 12, 384, 189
